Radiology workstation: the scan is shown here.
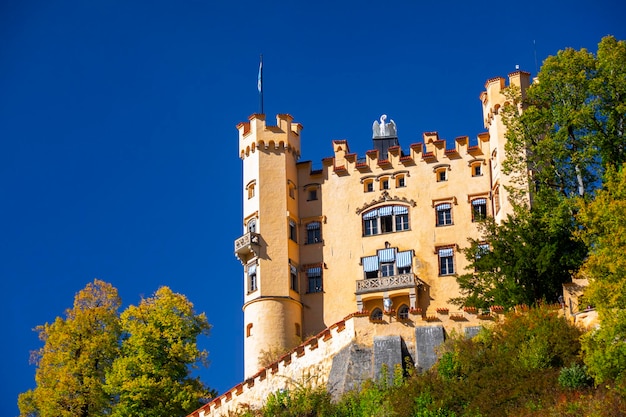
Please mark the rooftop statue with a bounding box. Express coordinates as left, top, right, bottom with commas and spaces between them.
372, 114, 397, 138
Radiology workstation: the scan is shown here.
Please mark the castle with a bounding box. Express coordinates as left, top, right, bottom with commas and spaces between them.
188, 70, 532, 417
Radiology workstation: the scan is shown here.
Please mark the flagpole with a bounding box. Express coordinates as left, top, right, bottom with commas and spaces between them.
258, 54, 264, 115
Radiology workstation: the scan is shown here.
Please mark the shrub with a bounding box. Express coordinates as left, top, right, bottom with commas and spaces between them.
558, 363, 592, 390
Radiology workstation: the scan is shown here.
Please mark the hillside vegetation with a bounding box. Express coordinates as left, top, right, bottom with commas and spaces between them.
235, 307, 623, 417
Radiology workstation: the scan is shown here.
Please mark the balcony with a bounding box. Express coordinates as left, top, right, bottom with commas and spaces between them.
355, 273, 424, 295
234, 232, 260, 264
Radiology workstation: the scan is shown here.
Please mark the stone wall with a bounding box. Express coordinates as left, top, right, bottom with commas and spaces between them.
189, 318, 357, 417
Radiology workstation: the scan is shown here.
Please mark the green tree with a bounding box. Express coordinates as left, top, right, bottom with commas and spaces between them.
577, 167, 626, 386
453, 204, 586, 309
454, 36, 626, 309
18, 279, 122, 417
105, 286, 215, 417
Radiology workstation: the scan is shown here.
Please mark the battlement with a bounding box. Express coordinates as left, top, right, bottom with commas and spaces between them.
322, 131, 490, 175
238, 114, 303, 159
189, 317, 356, 417
480, 70, 531, 129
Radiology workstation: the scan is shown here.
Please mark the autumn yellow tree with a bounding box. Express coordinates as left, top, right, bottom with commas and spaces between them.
18, 279, 121, 417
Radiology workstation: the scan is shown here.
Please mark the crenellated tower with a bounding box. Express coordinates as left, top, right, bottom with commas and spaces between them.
234, 113, 304, 378
480, 70, 532, 223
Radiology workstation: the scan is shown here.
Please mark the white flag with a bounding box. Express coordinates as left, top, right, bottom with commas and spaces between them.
257, 59, 262, 93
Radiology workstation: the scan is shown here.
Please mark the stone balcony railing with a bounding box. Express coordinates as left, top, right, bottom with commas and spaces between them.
234, 232, 260, 263
355, 273, 424, 295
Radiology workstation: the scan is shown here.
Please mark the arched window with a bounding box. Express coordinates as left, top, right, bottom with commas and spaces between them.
247, 218, 257, 233
371, 308, 383, 321
362, 205, 410, 236
398, 305, 410, 320
246, 180, 256, 199
246, 323, 253, 337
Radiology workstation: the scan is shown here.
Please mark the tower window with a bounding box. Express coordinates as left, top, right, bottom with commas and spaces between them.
295, 323, 301, 338
247, 218, 257, 233
380, 177, 390, 190
472, 198, 487, 221
247, 264, 258, 293
246, 323, 253, 338
246, 181, 256, 199
289, 219, 297, 242
364, 180, 374, 193
308, 189, 318, 201
288, 182, 296, 199
290, 263, 299, 292
438, 247, 455, 275
396, 175, 406, 188
306, 267, 323, 293
435, 203, 453, 226
436, 168, 448, 182
306, 221, 321, 244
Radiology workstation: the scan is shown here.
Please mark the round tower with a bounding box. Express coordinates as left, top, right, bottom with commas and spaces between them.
234, 113, 304, 378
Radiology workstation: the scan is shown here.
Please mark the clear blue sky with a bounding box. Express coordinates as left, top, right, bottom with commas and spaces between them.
1, 1, 624, 415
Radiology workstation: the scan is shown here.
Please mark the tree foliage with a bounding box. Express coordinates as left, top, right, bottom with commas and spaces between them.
577, 167, 626, 386
19, 281, 214, 417
18, 279, 121, 417
453, 206, 586, 309
105, 286, 215, 417
454, 36, 626, 309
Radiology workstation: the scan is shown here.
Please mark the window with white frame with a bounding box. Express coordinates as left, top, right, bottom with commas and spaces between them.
307, 266, 323, 293
436, 203, 453, 226
247, 218, 257, 233
472, 198, 487, 221
362, 248, 414, 278
306, 221, 321, 244
362, 205, 410, 236
438, 247, 455, 275
247, 264, 258, 293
